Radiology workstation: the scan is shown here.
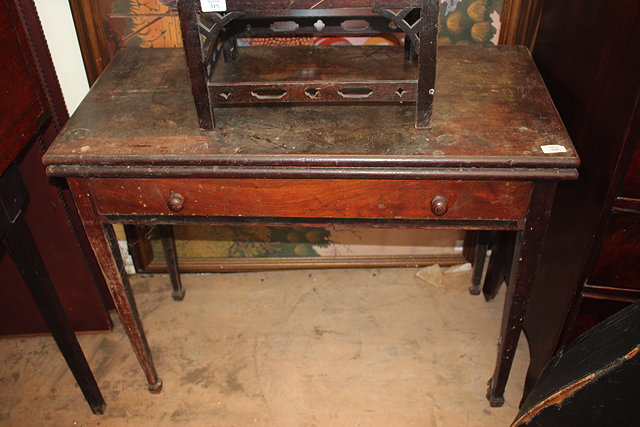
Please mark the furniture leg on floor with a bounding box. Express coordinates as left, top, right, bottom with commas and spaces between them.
1, 164, 105, 414
158, 225, 185, 301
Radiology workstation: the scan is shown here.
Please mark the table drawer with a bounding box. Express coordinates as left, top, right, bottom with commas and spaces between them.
89, 178, 532, 221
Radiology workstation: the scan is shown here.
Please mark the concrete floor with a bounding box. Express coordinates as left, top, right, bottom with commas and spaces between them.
0, 267, 528, 426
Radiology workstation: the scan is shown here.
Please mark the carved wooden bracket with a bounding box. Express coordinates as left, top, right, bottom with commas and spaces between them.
372, 8, 422, 50
197, 11, 244, 63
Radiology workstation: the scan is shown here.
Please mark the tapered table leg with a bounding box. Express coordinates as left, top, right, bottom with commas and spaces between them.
3, 215, 106, 414
158, 225, 185, 301
487, 182, 557, 407
469, 231, 491, 295
482, 231, 517, 302
67, 178, 162, 393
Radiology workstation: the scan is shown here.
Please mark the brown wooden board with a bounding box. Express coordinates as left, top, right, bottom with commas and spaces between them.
589, 212, 640, 291
620, 144, 640, 200
88, 177, 531, 220
0, 0, 112, 337
211, 46, 416, 83
44, 46, 577, 176
0, 0, 46, 174
208, 46, 419, 104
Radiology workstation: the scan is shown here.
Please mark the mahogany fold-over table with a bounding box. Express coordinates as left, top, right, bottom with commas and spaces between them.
43, 47, 578, 406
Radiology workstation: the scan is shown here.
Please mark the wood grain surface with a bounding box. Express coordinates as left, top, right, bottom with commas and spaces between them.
0, 0, 46, 174
589, 212, 640, 291
88, 177, 531, 220
43, 47, 578, 176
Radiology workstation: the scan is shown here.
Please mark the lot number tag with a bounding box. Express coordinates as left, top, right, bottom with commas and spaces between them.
200, 0, 227, 12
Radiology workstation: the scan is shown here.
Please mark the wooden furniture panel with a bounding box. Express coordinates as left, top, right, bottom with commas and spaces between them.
498, 0, 544, 49
0, 0, 45, 172
68, 0, 112, 85
590, 212, 640, 291
0, 0, 111, 336
209, 46, 419, 104
1, 0, 106, 413
567, 297, 630, 338
620, 145, 640, 200
89, 178, 531, 221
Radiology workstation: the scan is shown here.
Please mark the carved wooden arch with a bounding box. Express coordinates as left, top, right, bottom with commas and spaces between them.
372, 8, 421, 50
197, 11, 245, 63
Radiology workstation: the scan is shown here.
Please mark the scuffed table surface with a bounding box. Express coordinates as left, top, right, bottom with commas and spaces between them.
43, 47, 578, 174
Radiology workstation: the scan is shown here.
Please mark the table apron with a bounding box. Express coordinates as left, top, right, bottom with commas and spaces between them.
88, 177, 532, 221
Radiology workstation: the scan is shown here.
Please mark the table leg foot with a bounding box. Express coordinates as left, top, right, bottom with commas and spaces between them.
1, 181, 107, 415
159, 225, 184, 302
486, 378, 505, 407
90, 402, 107, 415
147, 379, 163, 393
487, 394, 506, 407
172, 288, 186, 301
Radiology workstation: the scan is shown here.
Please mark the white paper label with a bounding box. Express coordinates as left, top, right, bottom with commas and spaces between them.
540, 144, 567, 154
200, 0, 227, 12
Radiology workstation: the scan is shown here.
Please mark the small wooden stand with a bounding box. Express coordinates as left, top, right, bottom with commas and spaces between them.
177, 0, 439, 129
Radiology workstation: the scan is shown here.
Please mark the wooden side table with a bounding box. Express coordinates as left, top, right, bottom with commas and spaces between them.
43, 46, 579, 406
177, 0, 439, 129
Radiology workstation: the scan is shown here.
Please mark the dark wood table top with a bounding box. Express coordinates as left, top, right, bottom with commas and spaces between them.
43, 46, 578, 180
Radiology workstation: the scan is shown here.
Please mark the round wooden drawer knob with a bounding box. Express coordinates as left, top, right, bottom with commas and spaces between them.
431, 196, 449, 216
167, 193, 185, 212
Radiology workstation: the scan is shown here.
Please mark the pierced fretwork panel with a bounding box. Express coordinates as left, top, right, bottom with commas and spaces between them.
196, 11, 244, 76
372, 8, 421, 50
209, 81, 418, 104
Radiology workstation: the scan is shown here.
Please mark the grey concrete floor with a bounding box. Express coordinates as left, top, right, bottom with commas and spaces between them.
0, 267, 528, 426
